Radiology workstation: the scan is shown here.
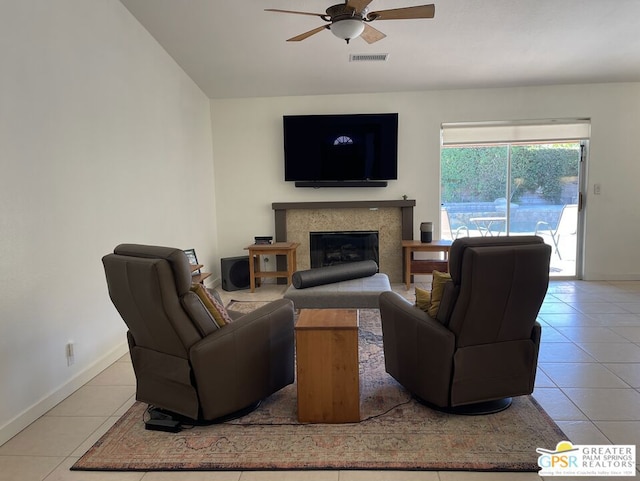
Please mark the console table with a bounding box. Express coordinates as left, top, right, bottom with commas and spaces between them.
245, 242, 299, 292
402, 239, 452, 290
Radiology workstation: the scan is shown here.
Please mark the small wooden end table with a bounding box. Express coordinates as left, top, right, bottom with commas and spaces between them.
402, 239, 452, 290
295, 309, 360, 423
189, 264, 211, 285
245, 241, 299, 292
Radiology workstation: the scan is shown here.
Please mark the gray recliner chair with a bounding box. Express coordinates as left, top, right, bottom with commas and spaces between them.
102, 244, 295, 426
379, 236, 551, 414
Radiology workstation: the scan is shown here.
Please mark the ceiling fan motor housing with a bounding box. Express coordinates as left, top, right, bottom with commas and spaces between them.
325, 3, 366, 21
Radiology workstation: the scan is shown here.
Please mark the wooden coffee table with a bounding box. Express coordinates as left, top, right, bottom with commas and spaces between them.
295, 309, 360, 423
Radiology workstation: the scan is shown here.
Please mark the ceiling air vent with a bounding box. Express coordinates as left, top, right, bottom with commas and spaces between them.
349, 53, 389, 62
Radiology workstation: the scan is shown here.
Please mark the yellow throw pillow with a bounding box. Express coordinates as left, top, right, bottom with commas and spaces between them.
427, 270, 452, 318
415, 287, 431, 312
190, 284, 232, 327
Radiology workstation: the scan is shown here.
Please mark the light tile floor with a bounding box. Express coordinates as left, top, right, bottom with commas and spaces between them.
1, 280, 639, 481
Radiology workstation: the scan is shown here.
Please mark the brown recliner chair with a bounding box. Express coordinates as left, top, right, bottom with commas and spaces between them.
102, 244, 295, 427
379, 236, 551, 414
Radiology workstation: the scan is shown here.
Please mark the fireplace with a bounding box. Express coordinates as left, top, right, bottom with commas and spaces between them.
310, 231, 379, 268
272, 199, 416, 282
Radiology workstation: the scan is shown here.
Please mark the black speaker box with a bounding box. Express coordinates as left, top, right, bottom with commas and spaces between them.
221, 256, 250, 291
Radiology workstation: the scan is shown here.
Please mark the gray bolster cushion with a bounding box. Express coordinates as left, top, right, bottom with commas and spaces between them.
292, 260, 379, 289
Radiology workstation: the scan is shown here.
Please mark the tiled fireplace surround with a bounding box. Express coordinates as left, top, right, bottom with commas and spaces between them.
272, 200, 416, 283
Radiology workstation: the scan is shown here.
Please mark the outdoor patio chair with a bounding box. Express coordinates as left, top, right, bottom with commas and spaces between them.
441, 206, 469, 240
535, 204, 578, 260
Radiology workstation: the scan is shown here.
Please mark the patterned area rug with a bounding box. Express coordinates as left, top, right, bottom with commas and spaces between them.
73, 308, 565, 472
225, 299, 272, 315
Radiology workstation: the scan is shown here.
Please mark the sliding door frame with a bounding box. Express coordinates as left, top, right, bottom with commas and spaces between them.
440, 119, 590, 279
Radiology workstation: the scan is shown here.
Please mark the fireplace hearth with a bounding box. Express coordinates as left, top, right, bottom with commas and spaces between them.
310, 231, 379, 268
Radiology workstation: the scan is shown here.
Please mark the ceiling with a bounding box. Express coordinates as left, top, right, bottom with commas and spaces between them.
119, 0, 640, 99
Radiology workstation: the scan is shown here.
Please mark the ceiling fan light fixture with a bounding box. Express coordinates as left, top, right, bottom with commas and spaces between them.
330, 18, 365, 43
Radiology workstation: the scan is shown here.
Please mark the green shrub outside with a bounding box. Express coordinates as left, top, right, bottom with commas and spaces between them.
441, 145, 580, 204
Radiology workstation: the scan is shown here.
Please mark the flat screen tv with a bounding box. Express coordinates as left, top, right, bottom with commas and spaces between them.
283, 113, 398, 187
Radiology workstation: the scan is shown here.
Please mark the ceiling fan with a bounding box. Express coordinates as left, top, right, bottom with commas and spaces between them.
265, 1, 435, 44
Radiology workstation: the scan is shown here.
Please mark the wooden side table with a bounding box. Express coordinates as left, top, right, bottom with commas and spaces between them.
245, 242, 299, 292
295, 309, 360, 423
189, 264, 211, 285
402, 239, 452, 290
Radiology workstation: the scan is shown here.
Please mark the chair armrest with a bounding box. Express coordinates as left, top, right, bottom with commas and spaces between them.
226, 308, 244, 321
379, 291, 455, 406
379, 291, 454, 338
188, 299, 295, 419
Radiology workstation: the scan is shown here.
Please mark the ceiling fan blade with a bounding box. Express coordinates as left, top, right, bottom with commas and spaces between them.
360, 23, 386, 44
346, 0, 375, 14
369, 4, 435, 20
265, 8, 325, 19
287, 25, 328, 42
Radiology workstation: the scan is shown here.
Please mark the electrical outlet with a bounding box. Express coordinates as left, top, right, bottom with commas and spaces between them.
262, 255, 276, 283
594, 183, 601, 195
66, 341, 75, 366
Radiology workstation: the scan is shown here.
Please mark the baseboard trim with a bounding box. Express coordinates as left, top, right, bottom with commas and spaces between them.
0, 341, 129, 446
582, 273, 640, 281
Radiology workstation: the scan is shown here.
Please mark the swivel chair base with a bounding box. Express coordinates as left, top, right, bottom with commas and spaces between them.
415, 396, 512, 415
145, 400, 262, 432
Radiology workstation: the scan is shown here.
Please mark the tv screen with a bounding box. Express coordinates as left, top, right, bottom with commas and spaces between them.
283, 113, 398, 185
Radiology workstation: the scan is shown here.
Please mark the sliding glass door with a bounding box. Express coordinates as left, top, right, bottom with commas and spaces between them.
441, 140, 584, 278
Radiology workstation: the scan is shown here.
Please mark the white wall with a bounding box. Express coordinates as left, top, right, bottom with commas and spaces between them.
0, 0, 217, 444
210, 83, 640, 280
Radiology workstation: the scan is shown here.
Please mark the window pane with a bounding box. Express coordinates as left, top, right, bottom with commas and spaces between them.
441, 145, 508, 238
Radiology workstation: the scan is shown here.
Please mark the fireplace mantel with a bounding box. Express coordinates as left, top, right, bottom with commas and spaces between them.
272, 200, 416, 242
272, 200, 416, 283
272, 200, 416, 210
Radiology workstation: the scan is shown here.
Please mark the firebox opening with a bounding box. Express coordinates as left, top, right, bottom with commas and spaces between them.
310, 231, 379, 268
